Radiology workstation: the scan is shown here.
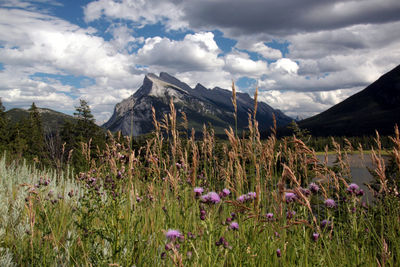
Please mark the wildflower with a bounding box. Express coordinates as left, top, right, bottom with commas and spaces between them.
356, 189, 364, 197
165, 229, 182, 241
226, 217, 232, 223
221, 188, 230, 197
165, 243, 173, 251
266, 213, 274, 220
321, 220, 332, 229
324, 198, 336, 208
201, 192, 221, 204
309, 183, 320, 193
229, 221, 239, 230
347, 183, 359, 194
286, 210, 296, 219
300, 187, 311, 197
312, 232, 319, 242
231, 212, 236, 219
285, 192, 297, 203
276, 248, 281, 257
194, 187, 204, 197
215, 237, 226, 246
237, 195, 246, 203
186, 251, 193, 259
187, 232, 196, 239
247, 192, 256, 200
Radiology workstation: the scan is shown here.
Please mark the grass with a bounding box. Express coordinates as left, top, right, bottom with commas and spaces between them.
0, 100, 399, 266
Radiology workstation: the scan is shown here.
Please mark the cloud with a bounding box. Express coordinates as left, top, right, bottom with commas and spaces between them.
0, 8, 144, 123
271, 58, 299, 75
135, 32, 224, 73
84, 0, 188, 30
258, 87, 361, 118
223, 50, 268, 77
235, 41, 282, 60
181, 0, 400, 36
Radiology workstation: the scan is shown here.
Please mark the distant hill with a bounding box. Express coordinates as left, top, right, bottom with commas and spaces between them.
298, 65, 400, 136
103, 72, 292, 137
6, 107, 75, 133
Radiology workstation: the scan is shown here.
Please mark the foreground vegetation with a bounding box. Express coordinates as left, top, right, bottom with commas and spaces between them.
0, 97, 399, 266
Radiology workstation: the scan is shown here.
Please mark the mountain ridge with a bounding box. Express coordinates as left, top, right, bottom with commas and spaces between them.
103, 73, 293, 137
298, 64, 400, 136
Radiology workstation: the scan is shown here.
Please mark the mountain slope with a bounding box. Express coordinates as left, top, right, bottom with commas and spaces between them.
6, 107, 75, 133
298, 64, 400, 136
103, 73, 292, 137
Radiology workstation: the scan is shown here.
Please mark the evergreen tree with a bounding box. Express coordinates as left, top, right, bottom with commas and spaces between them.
61, 99, 105, 171
0, 98, 9, 151
26, 103, 48, 165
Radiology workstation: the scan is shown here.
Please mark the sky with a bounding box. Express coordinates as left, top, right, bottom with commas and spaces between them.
1, 0, 400, 123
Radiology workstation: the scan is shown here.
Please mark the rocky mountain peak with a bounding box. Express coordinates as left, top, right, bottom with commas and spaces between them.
103, 73, 292, 137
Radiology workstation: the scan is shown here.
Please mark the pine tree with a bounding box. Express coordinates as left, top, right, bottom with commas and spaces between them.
0, 98, 9, 151
26, 102, 48, 165
61, 99, 105, 171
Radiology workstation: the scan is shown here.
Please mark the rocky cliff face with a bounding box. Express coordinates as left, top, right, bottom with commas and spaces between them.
103, 73, 292, 136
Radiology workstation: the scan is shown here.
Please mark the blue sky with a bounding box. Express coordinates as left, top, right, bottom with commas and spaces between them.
1, 0, 400, 123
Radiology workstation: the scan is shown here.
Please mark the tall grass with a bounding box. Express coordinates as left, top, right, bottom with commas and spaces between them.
0, 99, 399, 266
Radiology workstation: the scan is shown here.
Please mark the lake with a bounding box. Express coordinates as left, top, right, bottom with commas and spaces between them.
316, 153, 388, 202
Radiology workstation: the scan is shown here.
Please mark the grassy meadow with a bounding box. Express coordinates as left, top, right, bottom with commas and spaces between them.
1, 100, 400, 266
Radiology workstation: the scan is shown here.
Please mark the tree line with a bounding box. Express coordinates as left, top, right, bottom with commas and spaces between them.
0, 98, 106, 173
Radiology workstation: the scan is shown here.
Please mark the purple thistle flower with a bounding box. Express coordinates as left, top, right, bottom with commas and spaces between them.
300, 187, 311, 197
165, 229, 182, 241
276, 248, 281, 257
247, 192, 256, 200
356, 189, 364, 197
229, 221, 239, 230
309, 183, 320, 193
215, 237, 226, 246
312, 232, 319, 242
165, 243, 173, 251
221, 188, 230, 197
237, 194, 246, 203
266, 213, 274, 220
285, 192, 297, 203
324, 198, 337, 208
321, 219, 332, 229
194, 187, 204, 197
347, 183, 359, 194
201, 192, 221, 204
286, 210, 296, 219
187, 232, 196, 239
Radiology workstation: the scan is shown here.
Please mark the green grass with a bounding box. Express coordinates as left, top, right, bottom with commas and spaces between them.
0, 114, 399, 266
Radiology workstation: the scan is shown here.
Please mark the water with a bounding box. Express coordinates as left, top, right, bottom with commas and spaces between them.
316, 153, 388, 202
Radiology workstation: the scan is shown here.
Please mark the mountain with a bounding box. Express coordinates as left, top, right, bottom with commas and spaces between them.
103, 72, 292, 137
6, 107, 75, 133
298, 64, 400, 136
